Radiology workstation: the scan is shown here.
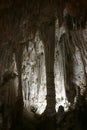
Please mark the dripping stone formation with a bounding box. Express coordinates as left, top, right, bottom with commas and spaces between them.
0, 0, 87, 130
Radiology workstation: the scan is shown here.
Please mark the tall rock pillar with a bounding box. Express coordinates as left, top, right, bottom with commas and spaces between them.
40, 20, 56, 115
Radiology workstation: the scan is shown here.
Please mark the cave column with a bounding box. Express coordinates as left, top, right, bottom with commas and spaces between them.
40, 20, 56, 115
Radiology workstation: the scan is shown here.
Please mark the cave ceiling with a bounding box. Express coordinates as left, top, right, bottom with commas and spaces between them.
0, 0, 87, 44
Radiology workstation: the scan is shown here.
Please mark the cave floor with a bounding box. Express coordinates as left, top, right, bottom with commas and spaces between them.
3, 98, 87, 130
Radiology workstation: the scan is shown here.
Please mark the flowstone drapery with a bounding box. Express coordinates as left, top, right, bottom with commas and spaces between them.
22, 37, 47, 114
0, 21, 87, 115
21, 21, 87, 114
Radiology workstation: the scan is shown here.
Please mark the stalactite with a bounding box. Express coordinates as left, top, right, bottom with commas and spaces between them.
70, 30, 87, 98
21, 39, 46, 114
62, 12, 87, 105
75, 30, 87, 84
15, 44, 24, 119
57, 31, 76, 105
0, 41, 14, 77
55, 19, 68, 111
33, 38, 41, 94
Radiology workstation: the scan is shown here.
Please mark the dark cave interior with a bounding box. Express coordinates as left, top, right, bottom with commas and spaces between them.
0, 0, 87, 130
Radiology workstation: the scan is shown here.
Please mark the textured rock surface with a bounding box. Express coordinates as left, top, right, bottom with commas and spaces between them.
18, 20, 86, 114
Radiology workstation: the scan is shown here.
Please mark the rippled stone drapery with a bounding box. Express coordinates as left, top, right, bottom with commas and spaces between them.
22, 40, 47, 114
40, 20, 56, 115
54, 17, 87, 107
60, 13, 87, 105
55, 21, 67, 110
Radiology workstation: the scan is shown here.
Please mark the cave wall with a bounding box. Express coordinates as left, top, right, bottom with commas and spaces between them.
0, 0, 87, 118
0, 21, 87, 115
19, 20, 87, 113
